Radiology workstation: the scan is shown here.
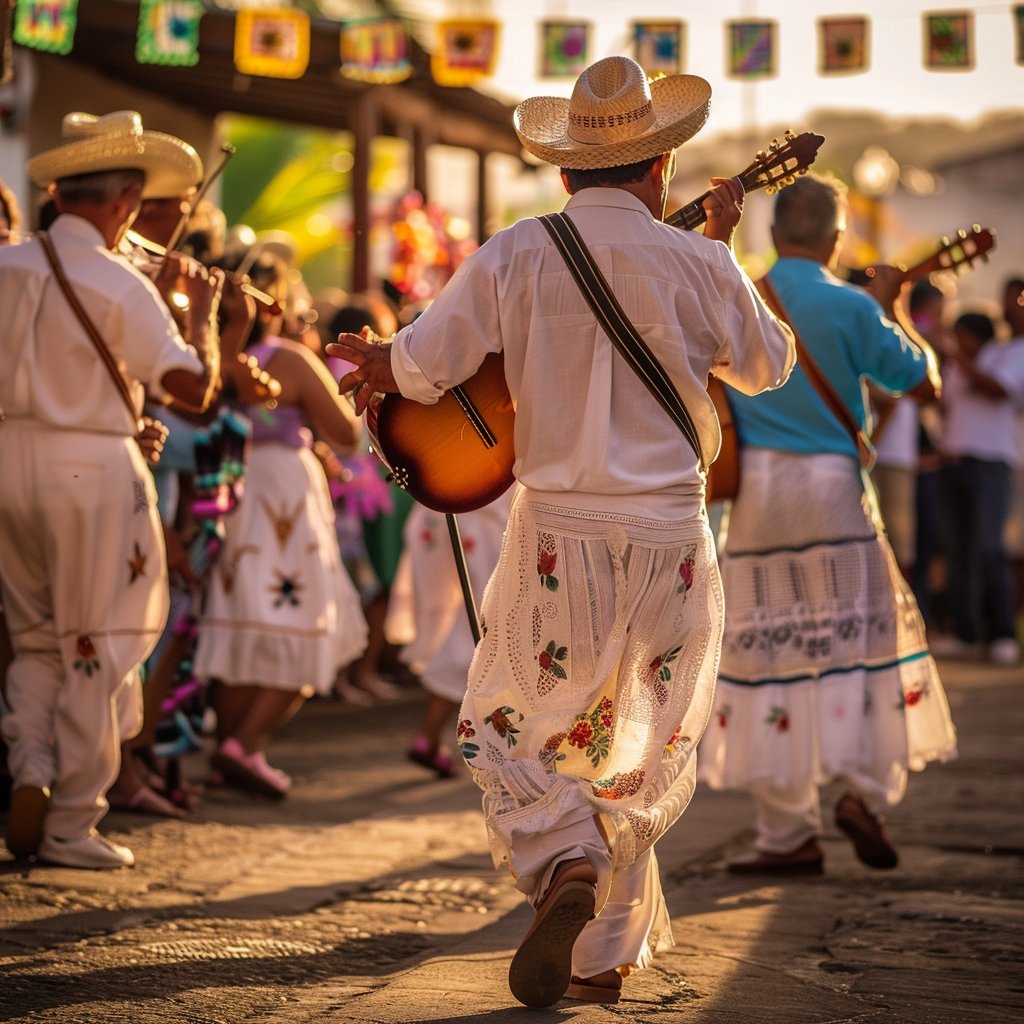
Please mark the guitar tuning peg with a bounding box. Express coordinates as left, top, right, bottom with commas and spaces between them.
756, 150, 767, 161
941, 236, 951, 248
957, 228, 967, 240
769, 138, 780, 150
784, 129, 795, 140
765, 184, 777, 195
784, 174, 795, 186
798, 167, 809, 176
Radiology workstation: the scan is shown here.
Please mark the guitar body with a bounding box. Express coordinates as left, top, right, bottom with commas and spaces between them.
366, 351, 516, 514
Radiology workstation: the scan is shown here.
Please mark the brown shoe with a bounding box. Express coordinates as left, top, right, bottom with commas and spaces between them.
508, 857, 596, 1008
565, 968, 623, 1004
835, 793, 899, 869
5, 784, 51, 858
726, 837, 824, 875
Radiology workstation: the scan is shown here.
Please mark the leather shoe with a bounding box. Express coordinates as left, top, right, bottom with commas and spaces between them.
835, 793, 899, 869
38, 830, 134, 869
5, 784, 51, 858
726, 837, 824, 875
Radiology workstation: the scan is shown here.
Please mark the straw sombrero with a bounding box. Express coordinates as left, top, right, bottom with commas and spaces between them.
26, 111, 203, 199
514, 56, 711, 170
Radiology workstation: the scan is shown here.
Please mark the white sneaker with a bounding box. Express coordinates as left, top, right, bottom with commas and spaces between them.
989, 638, 1021, 665
38, 830, 135, 869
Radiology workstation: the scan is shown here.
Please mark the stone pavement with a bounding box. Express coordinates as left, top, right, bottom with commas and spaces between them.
1, 656, 1022, 1024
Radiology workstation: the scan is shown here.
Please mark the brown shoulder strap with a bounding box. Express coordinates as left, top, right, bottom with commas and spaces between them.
755, 274, 875, 469
38, 230, 142, 428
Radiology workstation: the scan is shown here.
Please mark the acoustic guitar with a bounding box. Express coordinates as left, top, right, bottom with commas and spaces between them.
367, 130, 826, 514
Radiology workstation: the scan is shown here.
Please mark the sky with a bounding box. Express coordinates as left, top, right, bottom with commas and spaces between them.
393, 0, 1023, 138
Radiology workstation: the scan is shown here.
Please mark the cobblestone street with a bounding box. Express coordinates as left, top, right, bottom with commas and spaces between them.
1, 657, 1022, 1024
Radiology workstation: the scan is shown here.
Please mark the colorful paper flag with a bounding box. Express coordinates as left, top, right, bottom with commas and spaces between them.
819, 17, 868, 74
924, 11, 973, 70
540, 21, 589, 79
13, 0, 77, 55
727, 20, 776, 79
633, 21, 683, 77
340, 17, 410, 83
430, 19, 500, 87
136, 0, 201, 67
234, 8, 309, 80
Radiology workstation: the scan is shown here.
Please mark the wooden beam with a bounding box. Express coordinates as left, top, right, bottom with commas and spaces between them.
351, 89, 377, 293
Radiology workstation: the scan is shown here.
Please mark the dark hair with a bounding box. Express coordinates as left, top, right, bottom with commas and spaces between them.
330, 301, 384, 339
561, 157, 657, 192
955, 311, 996, 346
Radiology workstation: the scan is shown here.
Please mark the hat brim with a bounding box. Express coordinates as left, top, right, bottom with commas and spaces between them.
26, 131, 203, 199
514, 74, 712, 170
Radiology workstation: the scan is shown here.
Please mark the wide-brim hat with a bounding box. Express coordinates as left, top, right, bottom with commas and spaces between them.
26, 111, 203, 199
514, 56, 711, 170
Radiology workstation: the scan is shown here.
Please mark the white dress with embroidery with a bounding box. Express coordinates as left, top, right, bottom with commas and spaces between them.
195, 437, 368, 695
699, 450, 958, 805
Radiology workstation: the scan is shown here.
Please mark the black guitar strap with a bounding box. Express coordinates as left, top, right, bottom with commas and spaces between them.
537, 212, 707, 469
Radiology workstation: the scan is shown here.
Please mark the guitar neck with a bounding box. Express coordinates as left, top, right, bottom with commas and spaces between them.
664, 191, 715, 232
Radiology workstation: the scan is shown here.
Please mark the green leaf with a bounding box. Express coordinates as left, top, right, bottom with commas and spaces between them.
546, 576, 559, 592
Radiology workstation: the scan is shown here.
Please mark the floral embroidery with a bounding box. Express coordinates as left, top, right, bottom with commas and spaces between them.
484, 706, 523, 748
270, 570, 303, 607
457, 719, 479, 760
677, 545, 697, 594
127, 541, 147, 584
647, 645, 681, 705
537, 639, 568, 696
73, 635, 100, 676
897, 685, 928, 710
665, 724, 686, 752
592, 768, 645, 800
539, 731, 567, 768
766, 705, 790, 732
537, 534, 559, 592
567, 696, 614, 768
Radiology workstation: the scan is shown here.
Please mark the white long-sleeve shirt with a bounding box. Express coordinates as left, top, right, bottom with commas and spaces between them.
0, 214, 202, 436
392, 188, 794, 519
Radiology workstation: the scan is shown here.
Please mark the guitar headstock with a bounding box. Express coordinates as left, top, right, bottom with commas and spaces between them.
738, 130, 826, 196
930, 226, 996, 276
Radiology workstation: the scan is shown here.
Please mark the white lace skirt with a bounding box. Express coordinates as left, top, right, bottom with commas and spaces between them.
389, 491, 514, 704
699, 449, 957, 806
195, 443, 368, 694
458, 489, 723, 877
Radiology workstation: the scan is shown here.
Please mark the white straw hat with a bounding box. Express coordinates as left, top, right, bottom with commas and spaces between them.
514, 56, 711, 170
26, 111, 203, 199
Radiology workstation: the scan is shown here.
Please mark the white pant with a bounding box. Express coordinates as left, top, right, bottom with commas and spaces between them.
0, 422, 165, 841
513, 815, 672, 978
750, 777, 887, 854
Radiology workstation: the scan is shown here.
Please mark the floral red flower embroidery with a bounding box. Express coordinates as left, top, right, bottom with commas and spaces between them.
568, 720, 594, 748
73, 635, 101, 676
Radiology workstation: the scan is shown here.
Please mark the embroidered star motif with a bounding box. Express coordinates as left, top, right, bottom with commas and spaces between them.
127, 542, 147, 583
270, 570, 303, 607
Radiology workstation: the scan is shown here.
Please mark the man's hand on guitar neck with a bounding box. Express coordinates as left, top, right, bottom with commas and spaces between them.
702, 176, 745, 247
327, 327, 400, 416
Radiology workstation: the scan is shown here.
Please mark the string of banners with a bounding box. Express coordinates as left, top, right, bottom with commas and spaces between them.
9, 2, 1024, 83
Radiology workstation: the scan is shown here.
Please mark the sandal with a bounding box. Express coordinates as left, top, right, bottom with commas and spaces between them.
108, 783, 186, 819
407, 736, 456, 779
565, 968, 624, 1004
211, 738, 291, 799
508, 857, 597, 1008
